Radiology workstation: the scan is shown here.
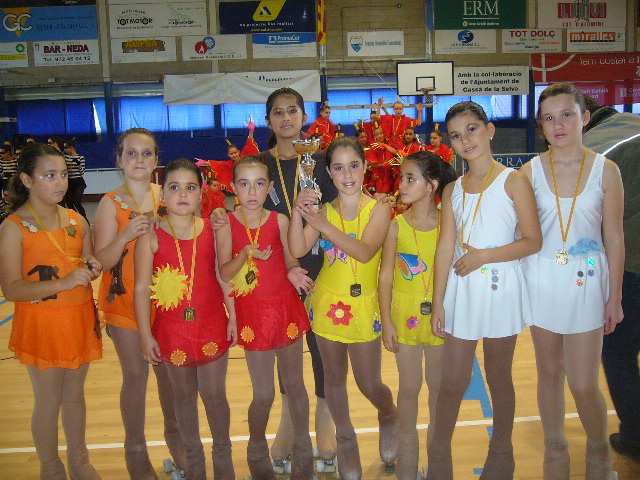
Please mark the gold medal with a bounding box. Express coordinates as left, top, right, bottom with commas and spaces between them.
409, 211, 439, 317
166, 217, 198, 320
183, 307, 196, 321
65, 225, 77, 237
245, 269, 256, 285
554, 249, 569, 265
350, 283, 362, 297
338, 195, 363, 298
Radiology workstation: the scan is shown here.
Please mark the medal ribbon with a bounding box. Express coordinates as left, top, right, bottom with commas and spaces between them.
337, 195, 362, 285
273, 147, 301, 216
26, 203, 84, 264
460, 160, 497, 249
239, 208, 265, 255
166, 217, 197, 304
123, 182, 158, 220
410, 210, 439, 302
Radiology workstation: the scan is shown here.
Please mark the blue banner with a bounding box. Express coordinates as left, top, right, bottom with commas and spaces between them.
219, 0, 315, 34
493, 153, 536, 169
0, 4, 97, 42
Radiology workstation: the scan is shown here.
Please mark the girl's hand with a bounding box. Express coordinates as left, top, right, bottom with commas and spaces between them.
295, 188, 320, 210
84, 255, 103, 280
382, 322, 399, 353
298, 203, 329, 233
245, 244, 272, 261
603, 298, 624, 335
431, 304, 446, 338
62, 266, 93, 290
210, 208, 228, 230
453, 245, 487, 277
123, 214, 151, 242
287, 266, 314, 295
140, 333, 162, 365
227, 319, 238, 347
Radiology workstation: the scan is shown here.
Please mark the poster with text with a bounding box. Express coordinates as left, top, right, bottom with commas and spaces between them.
252, 32, 316, 58
538, 0, 626, 28
501, 29, 562, 52
109, 2, 206, 38
454, 65, 529, 95
566, 28, 625, 52
219, 0, 315, 34
532, 52, 640, 83
182, 34, 247, 61
0, 42, 28, 68
111, 37, 177, 63
432, 0, 525, 29
434, 29, 497, 54
347, 31, 404, 57
33, 39, 99, 66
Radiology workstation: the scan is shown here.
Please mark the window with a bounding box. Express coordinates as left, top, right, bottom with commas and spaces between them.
168, 104, 214, 132
633, 103, 640, 114
116, 96, 216, 133
432, 94, 514, 123
327, 90, 372, 125
220, 102, 316, 129
16, 99, 97, 136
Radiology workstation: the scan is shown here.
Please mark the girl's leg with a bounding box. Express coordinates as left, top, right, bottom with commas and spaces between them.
426, 335, 477, 480
394, 344, 423, 479
27, 366, 67, 480
153, 363, 186, 470
61, 364, 101, 480
196, 354, 235, 480
245, 350, 277, 480
107, 325, 157, 479
348, 338, 398, 466
424, 345, 444, 451
564, 329, 612, 480
276, 339, 313, 479
316, 336, 362, 480
165, 365, 205, 480
480, 335, 518, 480
531, 326, 570, 480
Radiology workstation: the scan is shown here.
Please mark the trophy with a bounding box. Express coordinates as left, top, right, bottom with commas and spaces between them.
292, 137, 322, 205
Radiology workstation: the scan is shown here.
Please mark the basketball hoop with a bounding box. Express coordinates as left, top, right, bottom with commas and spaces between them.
420, 87, 436, 108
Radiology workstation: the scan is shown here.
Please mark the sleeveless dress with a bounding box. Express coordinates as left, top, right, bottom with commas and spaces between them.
391, 214, 443, 346
98, 191, 150, 330
444, 168, 530, 340
310, 198, 382, 344
522, 154, 609, 334
8, 209, 102, 369
151, 219, 230, 366
229, 211, 309, 351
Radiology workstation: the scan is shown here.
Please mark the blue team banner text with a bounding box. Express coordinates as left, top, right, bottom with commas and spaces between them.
218, 0, 316, 34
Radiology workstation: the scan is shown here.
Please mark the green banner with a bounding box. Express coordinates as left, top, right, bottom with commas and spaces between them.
432, 0, 526, 29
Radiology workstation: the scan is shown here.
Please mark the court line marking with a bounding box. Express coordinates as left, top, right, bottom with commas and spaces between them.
0, 410, 617, 454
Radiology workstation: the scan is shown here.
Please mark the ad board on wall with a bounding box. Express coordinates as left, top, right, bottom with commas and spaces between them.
219, 0, 316, 34
182, 35, 247, 61
532, 52, 640, 83
252, 32, 317, 59
538, 0, 627, 28
432, 0, 526, 29
111, 37, 177, 63
434, 29, 497, 54
0, 1, 98, 43
501, 29, 562, 52
109, 2, 206, 38
566, 28, 625, 52
0, 42, 28, 68
346, 31, 404, 57
454, 66, 529, 95
33, 39, 100, 66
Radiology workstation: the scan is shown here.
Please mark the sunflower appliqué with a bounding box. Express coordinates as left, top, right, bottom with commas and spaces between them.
327, 301, 353, 326
240, 325, 255, 344
149, 265, 187, 311
286, 322, 299, 340
406, 316, 419, 330
202, 342, 219, 358
230, 258, 259, 297
170, 349, 187, 366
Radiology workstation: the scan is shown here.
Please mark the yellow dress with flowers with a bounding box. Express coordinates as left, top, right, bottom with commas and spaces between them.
309, 198, 382, 344
391, 214, 443, 346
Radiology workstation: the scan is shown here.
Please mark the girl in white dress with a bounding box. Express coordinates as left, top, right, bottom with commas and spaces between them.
520, 83, 624, 480
427, 102, 542, 480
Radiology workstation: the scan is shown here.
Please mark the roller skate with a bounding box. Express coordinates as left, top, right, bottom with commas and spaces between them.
378, 409, 398, 473
162, 459, 185, 480
543, 438, 569, 480
586, 440, 616, 480
290, 436, 314, 480
270, 395, 293, 475
314, 397, 337, 476
68, 449, 102, 480
40, 457, 68, 480
335, 433, 362, 480
213, 442, 235, 480
247, 438, 276, 480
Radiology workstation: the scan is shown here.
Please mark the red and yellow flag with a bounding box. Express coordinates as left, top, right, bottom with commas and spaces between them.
316, 0, 326, 45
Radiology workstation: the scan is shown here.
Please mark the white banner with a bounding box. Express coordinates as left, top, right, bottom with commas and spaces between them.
33, 39, 100, 67
434, 29, 497, 54
454, 66, 529, 96
163, 70, 321, 104
538, 0, 626, 28
566, 28, 625, 52
0, 42, 28, 69
501, 29, 562, 53
109, 2, 206, 38
182, 34, 247, 61
347, 31, 404, 57
252, 32, 317, 59
111, 37, 177, 63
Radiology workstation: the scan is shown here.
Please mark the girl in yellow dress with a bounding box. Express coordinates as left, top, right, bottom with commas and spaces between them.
379, 151, 456, 479
288, 137, 397, 479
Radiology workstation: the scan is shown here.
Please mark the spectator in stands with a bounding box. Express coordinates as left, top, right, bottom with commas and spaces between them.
62, 138, 88, 221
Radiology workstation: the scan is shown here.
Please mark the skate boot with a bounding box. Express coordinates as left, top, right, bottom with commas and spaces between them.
290, 435, 314, 480
314, 397, 337, 475
586, 440, 615, 480
247, 438, 276, 480
40, 457, 68, 480
336, 433, 362, 480
213, 441, 235, 480
543, 438, 569, 480
378, 409, 398, 473
165, 428, 187, 476
270, 395, 293, 475
162, 459, 185, 480
479, 447, 514, 480
68, 447, 102, 480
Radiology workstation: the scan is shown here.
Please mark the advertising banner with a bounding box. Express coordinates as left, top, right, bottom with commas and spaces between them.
532, 52, 640, 83
0, 41, 28, 68
182, 34, 247, 61
434, 29, 497, 54
346, 31, 404, 57
111, 37, 177, 63
252, 32, 316, 58
566, 28, 625, 52
33, 39, 99, 66
109, 2, 206, 38
538, 0, 626, 28
219, 0, 316, 34
0, 2, 97, 42
454, 65, 529, 95
432, 0, 526, 29
501, 29, 562, 53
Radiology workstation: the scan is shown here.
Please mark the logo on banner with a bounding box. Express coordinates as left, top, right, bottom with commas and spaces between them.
116, 9, 153, 27
2, 8, 32, 37
253, 0, 286, 21
557, 2, 607, 21
349, 35, 363, 52
458, 30, 474, 43
194, 36, 216, 54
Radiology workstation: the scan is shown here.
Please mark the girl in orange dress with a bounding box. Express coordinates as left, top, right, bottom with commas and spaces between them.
93, 128, 184, 478
0, 143, 102, 479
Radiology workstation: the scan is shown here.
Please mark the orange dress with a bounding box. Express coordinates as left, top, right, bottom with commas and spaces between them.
8, 209, 102, 369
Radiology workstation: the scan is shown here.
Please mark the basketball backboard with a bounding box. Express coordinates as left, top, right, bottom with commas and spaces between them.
396, 61, 454, 96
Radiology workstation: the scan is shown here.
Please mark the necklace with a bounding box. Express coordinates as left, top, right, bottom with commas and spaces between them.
337, 195, 362, 297
26, 203, 84, 265
166, 216, 198, 321
460, 160, 497, 253
123, 182, 158, 220
548, 148, 586, 265
410, 209, 439, 315
239, 208, 266, 285
273, 147, 301, 216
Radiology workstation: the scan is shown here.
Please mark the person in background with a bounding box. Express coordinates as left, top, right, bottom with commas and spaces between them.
305, 102, 338, 150
62, 138, 88, 221
1, 142, 17, 193
397, 126, 423, 159
364, 127, 397, 195
359, 109, 382, 146
378, 98, 424, 150
425, 125, 454, 164
356, 129, 369, 149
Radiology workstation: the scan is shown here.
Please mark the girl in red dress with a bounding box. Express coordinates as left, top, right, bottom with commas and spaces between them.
216, 157, 314, 480
135, 159, 236, 480
305, 102, 337, 150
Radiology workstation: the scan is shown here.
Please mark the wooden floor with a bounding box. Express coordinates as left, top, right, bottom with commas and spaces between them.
0, 290, 638, 479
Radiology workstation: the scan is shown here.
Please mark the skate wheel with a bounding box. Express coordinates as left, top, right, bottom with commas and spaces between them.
163, 458, 175, 473
384, 462, 395, 474
272, 457, 290, 475
170, 471, 184, 480
314, 457, 337, 474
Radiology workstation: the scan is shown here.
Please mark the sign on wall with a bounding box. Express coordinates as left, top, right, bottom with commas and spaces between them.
252, 32, 317, 59
566, 28, 625, 52
0, 1, 98, 43
454, 66, 529, 95
0, 42, 28, 68
432, 0, 526, 29
182, 34, 247, 61
218, 0, 316, 34
111, 37, 177, 63
501, 29, 562, 52
537, 0, 627, 28
434, 29, 497, 54
346, 31, 404, 57
109, 2, 206, 38
33, 39, 100, 66
532, 52, 640, 83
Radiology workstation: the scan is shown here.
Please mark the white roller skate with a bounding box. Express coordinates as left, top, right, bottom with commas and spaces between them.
314, 397, 338, 476
271, 394, 294, 475
162, 459, 185, 480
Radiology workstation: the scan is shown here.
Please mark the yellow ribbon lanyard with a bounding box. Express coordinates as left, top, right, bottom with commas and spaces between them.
548, 149, 586, 265
409, 210, 439, 311
273, 147, 301, 216
460, 160, 497, 252
337, 195, 363, 297
123, 182, 158, 220
240, 208, 265, 259
166, 216, 197, 312
26, 203, 84, 265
